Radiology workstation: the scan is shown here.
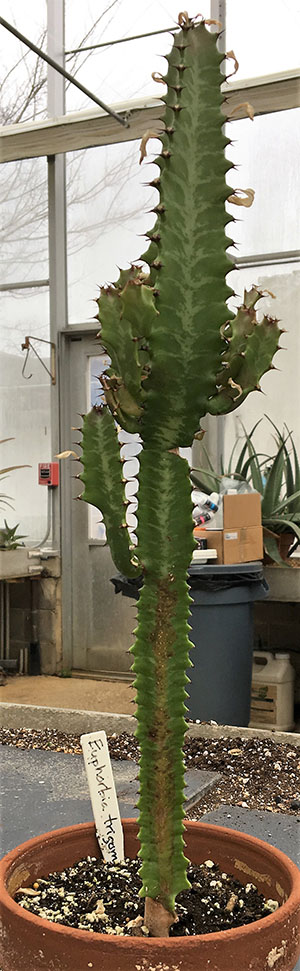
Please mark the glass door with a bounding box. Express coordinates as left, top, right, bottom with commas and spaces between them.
69, 334, 136, 676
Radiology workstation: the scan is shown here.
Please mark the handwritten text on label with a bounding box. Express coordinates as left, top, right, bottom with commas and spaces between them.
81, 730, 124, 863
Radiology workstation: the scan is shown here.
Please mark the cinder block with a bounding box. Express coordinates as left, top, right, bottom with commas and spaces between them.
41, 557, 61, 579
37, 578, 57, 610
39, 641, 57, 674
37, 609, 56, 644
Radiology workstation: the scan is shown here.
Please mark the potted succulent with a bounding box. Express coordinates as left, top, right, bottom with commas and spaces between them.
192, 418, 300, 563
1, 14, 300, 971
0, 519, 28, 580
0, 520, 26, 550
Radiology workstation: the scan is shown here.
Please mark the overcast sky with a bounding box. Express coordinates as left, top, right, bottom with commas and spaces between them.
1, 0, 300, 108
1, 1, 299, 327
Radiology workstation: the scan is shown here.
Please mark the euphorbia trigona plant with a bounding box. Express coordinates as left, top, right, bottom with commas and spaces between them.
76, 13, 282, 937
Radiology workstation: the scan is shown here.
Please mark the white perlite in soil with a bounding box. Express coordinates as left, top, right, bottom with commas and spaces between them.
15, 855, 279, 937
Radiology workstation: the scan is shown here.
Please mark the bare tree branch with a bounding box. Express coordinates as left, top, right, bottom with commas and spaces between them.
0, 0, 157, 313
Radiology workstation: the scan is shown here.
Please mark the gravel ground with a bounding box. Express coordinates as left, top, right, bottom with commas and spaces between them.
1, 728, 299, 817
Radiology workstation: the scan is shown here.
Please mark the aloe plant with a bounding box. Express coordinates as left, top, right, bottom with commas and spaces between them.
76, 16, 282, 936
0, 438, 30, 512
0, 519, 26, 550
192, 418, 300, 564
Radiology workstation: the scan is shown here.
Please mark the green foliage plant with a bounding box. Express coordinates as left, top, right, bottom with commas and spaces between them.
0, 438, 30, 513
192, 417, 300, 564
0, 519, 26, 550
75, 14, 283, 936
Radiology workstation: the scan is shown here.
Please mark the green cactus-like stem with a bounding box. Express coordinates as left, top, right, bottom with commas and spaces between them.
131, 450, 195, 919
140, 22, 234, 449
80, 407, 139, 577
78, 15, 283, 939
96, 267, 158, 433
207, 287, 282, 415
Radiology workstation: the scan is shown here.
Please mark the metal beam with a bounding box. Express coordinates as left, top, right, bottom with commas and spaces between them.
65, 25, 180, 56
0, 99, 161, 163
223, 70, 300, 118
47, 0, 72, 671
209, 0, 226, 473
47, 2, 67, 555
235, 249, 300, 268
1, 70, 298, 164
0, 16, 128, 127
210, 0, 226, 50
0, 279, 49, 291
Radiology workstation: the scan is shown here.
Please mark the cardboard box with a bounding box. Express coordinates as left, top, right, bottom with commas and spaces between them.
194, 525, 263, 565
194, 528, 223, 564
223, 492, 261, 529
223, 525, 263, 564
206, 529, 223, 564
194, 493, 263, 565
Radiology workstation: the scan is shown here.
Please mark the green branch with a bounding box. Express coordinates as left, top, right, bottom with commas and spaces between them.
80, 407, 139, 577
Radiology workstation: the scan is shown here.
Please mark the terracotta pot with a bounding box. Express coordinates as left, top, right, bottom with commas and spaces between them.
1, 819, 300, 971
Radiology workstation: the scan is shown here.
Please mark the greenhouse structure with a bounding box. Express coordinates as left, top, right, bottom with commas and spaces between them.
0, 0, 299, 686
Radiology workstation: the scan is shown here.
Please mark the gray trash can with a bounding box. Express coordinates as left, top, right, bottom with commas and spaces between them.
187, 562, 268, 727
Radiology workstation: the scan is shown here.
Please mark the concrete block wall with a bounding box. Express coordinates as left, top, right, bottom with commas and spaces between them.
6, 559, 300, 697
8, 559, 62, 675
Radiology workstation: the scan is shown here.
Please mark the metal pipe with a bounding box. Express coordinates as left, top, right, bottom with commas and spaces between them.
0, 582, 4, 659
0, 280, 49, 292
65, 24, 180, 56
234, 250, 300, 268
30, 486, 52, 551
210, 0, 226, 51
0, 16, 129, 127
4, 582, 10, 661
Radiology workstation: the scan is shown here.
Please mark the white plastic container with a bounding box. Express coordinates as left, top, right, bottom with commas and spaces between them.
192, 548, 217, 564
205, 495, 223, 529
250, 651, 295, 732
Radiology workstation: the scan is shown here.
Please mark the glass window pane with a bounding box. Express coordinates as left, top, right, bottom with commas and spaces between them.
89, 354, 110, 409
226, 109, 300, 257
223, 263, 300, 460
0, 289, 51, 544
225, 0, 300, 80
1, 158, 49, 284
65, 0, 210, 111
1, 287, 49, 352
67, 139, 159, 323
1, 1, 47, 125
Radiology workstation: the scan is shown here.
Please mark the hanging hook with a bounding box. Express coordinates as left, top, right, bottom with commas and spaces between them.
21, 337, 32, 380
21, 336, 56, 384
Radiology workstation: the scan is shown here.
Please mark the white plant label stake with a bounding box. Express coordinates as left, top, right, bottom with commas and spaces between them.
81, 730, 124, 863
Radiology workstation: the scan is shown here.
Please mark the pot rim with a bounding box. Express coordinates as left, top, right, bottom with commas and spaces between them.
1, 819, 300, 948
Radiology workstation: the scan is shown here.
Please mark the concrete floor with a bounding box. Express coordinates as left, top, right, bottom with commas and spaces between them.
0, 675, 136, 714
0, 747, 220, 855
1, 677, 300, 732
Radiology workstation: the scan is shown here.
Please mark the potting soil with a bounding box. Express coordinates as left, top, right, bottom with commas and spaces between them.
15, 855, 279, 937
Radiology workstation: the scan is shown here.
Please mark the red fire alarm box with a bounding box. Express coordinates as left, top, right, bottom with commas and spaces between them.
38, 462, 59, 486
